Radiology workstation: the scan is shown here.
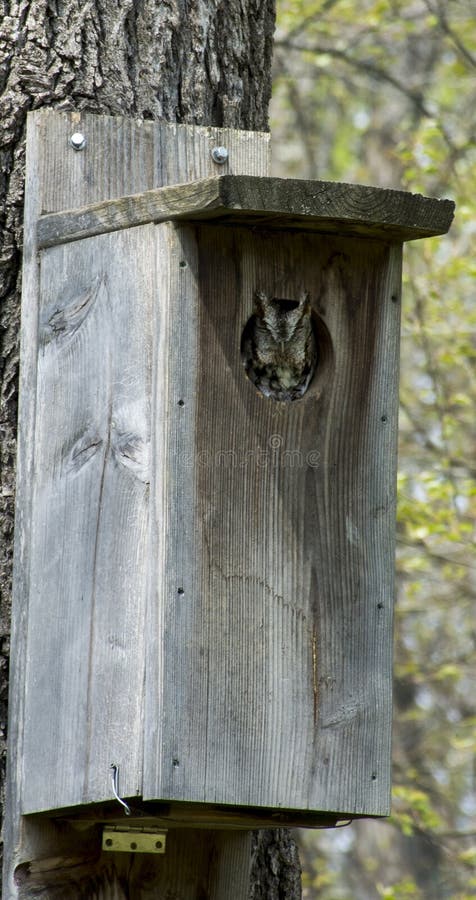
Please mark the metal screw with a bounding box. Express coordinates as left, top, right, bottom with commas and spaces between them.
70, 132, 87, 151
211, 146, 229, 165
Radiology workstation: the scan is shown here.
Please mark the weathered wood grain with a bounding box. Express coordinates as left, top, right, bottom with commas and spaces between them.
37, 173, 455, 249
144, 223, 204, 807
14, 828, 251, 900
7, 110, 268, 899
30, 109, 269, 214
21, 225, 154, 814
143, 222, 402, 817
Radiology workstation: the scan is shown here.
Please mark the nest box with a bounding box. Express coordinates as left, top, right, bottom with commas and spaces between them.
7, 112, 453, 872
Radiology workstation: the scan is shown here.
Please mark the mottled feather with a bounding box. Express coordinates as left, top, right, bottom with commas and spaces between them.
242, 291, 317, 401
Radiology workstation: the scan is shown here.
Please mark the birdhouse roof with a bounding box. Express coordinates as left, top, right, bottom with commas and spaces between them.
37, 174, 455, 249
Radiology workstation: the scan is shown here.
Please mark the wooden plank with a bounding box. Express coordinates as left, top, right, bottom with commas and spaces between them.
14, 828, 251, 900
28, 109, 270, 214
7, 111, 270, 895
144, 223, 204, 806
15, 114, 270, 816
209, 831, 252, 899
59, 802, 342, 829
143, 223, 401, 817
126, 830, 251, 900
21, 225, 155, 814
37, 174, 455, 249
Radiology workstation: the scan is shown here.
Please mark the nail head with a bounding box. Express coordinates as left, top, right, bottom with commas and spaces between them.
211, 146, 229, 165
70, 132, 87, 151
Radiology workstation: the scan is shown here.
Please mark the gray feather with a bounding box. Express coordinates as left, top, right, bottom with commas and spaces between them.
242, 291, 317, 402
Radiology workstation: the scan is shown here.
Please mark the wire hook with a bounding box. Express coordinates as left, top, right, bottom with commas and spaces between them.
110, 763, 131, 816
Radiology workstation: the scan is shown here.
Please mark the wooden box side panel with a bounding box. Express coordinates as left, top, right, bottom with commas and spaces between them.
144, 223, 205, 801
144, 225, 401, 817
21, 226, 155, 814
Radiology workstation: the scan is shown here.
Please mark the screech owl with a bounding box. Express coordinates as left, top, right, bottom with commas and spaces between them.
241, 291, 317, 402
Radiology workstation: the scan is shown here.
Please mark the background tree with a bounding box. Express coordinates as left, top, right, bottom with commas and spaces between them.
271, 1, 476, 897
0, 1, 303, 895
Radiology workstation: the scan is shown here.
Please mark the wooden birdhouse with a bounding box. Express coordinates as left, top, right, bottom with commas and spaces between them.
5, 110, 453, 892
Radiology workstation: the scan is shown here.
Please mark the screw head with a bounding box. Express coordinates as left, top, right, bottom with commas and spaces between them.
211, 145, 229, 165
70, 132, 87, 151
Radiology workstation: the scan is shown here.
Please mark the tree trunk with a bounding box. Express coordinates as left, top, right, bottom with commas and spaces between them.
0, 0, 301, 896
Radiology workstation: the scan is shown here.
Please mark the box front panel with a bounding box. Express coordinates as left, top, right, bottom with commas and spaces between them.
144, 224, 401, 817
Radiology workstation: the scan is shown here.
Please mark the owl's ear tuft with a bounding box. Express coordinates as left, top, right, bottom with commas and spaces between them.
254, 290, 269, 316
299, 291, 311, 312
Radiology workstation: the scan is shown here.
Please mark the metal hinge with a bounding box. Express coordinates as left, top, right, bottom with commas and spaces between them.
102, 825, 167, 854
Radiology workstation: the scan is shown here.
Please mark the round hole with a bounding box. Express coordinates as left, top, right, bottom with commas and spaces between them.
155, 841, 163, 849
371, 773, 377, 781
177, 587, 184, 595
177, 399, 184, 407
105, 838, 113, 847
179, 260, 187, 268
381, 415, 388, 423
241, 299, 334, 404
130, 842, 137, 850
172, 757, 180, 768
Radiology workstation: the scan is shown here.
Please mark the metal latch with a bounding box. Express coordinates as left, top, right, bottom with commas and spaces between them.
102, 825, 167, 854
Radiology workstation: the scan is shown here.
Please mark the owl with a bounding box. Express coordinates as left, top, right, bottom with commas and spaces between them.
241, 290, 317, 401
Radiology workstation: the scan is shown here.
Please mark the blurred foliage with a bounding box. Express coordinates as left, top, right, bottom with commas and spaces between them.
270, 0, 476, 897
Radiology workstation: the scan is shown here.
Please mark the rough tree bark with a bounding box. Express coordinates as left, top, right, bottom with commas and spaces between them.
0, 0, 301, 896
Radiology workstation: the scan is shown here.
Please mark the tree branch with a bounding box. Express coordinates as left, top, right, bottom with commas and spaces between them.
275, 37, 459, 155
422, 0, 476, 69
